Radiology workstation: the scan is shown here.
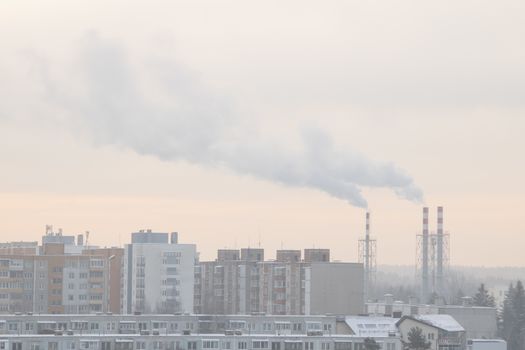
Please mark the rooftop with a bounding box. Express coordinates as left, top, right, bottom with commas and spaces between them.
344, 316, 399, 337
398, 314, 464, 333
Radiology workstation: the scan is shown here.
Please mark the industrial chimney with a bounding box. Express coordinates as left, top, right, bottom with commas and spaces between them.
359, 211, 376, 301
436, 206, 444, 294
422, 207, 429, 301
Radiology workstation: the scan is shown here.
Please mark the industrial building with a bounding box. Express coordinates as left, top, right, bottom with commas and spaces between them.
366, 295, 498, 340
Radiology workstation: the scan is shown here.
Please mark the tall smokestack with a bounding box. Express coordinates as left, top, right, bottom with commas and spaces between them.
422, 207, 429, 301
359, 210, 376, 302
436, 206, 444, 294
365, 211, 370, 275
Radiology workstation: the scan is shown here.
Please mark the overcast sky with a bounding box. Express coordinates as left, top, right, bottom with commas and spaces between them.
1, 0, 524, 265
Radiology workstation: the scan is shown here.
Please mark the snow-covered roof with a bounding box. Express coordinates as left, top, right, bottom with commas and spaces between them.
412, 314, 464, 332
345, 316, 399, 337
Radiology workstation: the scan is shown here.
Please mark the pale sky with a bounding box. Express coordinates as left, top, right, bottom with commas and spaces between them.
1, 0, 524, 265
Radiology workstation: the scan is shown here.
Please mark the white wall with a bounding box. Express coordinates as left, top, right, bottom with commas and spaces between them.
125, 242, 196, 314
398, 318, 439, 350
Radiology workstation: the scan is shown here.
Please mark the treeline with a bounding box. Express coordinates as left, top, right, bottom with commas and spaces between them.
370, 281, 495, 306
500, 281, 525, 350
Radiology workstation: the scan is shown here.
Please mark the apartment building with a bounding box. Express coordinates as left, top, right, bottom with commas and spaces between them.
0, 243, 122, 314
0, 313, 403, 350
0, 313, 338, 336
194, 249, 364, 316
303, 249, 330, 263
82, 247, 124, 314
0, 242, 38, 255
0, 229, 123, 315
122, 231, 196, 315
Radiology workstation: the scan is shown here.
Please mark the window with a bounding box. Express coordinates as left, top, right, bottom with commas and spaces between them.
187, 342, 197, 350
334, 343, 352, 350
307, 323, 322, 331
90, 294, 103, 301
238, 342, 248, 349
202, 341, 219, 349
90, 259, 104, 268
253, 341, 269, 349
274, 280, 285, 288
166, 267, 178, 275
89, 271, 104, 278
163, 256, 180, 265
284, 343, 303, 350
275, 323, 291, 331
272, 343, 281, 350
230, 321, 246, 330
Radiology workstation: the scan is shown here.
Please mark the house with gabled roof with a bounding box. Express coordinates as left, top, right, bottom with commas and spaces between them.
396, 314, 466, 350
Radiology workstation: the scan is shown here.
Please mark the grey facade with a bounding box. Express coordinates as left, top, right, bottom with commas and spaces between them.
195, 249, 364, 316
307, 263, 364, 315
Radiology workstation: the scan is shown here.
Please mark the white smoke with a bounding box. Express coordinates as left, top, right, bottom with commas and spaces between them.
11, 34, 424, 208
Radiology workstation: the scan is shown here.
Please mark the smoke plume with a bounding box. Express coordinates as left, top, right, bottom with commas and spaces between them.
29, 34, 424, 208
